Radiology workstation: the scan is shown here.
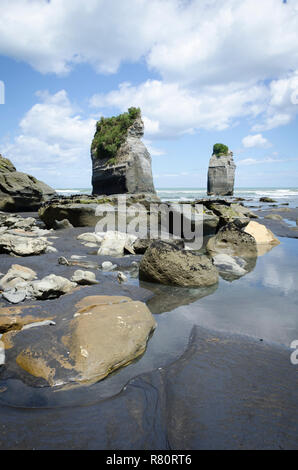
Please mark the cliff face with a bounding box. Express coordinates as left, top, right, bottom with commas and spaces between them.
91, 110, 156, 196
207, 150, 236, 196
0, 154, 56, 211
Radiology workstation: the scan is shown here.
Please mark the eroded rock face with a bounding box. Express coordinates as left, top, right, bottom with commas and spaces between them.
207, 151, 236, 196
206, 223, 258, 265
0, 154, 56, 211
91, 112, 156, 195
139, 240, 219, 287
14, 295, 156, 387
39, 193, 159, 229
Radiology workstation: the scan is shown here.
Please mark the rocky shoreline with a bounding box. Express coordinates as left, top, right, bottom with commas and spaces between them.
0, 194, 283, 387
0, 192, 297, 449
0, 109, 297, 449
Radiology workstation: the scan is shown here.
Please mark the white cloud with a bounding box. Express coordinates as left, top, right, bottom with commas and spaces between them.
238, 156, 298, 166
1, 0, 297, 85
253, 71, 298, 131
2, 90, 96, 184
0, 0, 298, 141
242, 134, 271, 149
0, 0, 178, 75
90, 80, 267, 137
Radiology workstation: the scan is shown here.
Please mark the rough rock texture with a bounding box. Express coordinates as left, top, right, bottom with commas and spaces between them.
207, 150, 236, 196
206, 222, 258, 259
0, 233, 50, 256
70, 270, 98, 285
39, 193, 159, 229
97, 231, 137, 257
0, 154, 56, 211
133, 238, 184, 255
0, 265, 37, 290
139, 240, 218, 287
29, 275, 77, 300
91, 112, 156, 195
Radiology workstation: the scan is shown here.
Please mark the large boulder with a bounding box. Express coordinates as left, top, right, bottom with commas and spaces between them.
244, 221, 280, 255
91, 108, 156, 195
14, 295, 156, 387
0, 154, 56, 211
139, 240, 219, 287
207, 144, 236, 196
206, 222, 258, 259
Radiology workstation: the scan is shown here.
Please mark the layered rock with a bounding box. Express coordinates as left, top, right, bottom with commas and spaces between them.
207, 145, 236, 196
91, 108, 156, 195
0, 154, 56, 211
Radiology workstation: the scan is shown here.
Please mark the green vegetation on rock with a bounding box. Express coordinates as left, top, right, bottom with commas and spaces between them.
92, 107, 141, 161
213, 143, 229, 156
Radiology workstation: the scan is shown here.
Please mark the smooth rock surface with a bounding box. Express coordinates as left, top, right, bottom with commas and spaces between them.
244, 221, 280, 247
14, 295, 156, 387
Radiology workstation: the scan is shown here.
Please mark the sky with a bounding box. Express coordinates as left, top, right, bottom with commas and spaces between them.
0, 0, 298, 189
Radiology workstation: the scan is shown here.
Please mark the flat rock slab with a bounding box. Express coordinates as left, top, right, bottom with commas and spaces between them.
0, 325, 297, 449
7, 295, 156, 387
254, 207, 298, 239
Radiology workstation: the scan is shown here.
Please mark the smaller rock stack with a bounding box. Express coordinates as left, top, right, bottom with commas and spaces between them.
207, 144, 236, 196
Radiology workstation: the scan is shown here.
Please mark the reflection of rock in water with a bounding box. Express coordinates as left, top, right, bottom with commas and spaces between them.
218, 255, 257, 283
140, 281, 218, 314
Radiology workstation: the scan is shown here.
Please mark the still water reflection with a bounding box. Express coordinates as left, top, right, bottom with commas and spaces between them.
0, 238, 297, 409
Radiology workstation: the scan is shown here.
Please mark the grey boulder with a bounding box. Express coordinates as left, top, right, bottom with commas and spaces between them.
139, 240, 218, 287
0, 154, 56, 211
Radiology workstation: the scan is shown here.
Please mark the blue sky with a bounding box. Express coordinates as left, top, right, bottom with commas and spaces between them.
0, 0, 298, 189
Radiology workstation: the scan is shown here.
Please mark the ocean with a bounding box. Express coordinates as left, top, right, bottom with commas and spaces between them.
55, 187, 298, 207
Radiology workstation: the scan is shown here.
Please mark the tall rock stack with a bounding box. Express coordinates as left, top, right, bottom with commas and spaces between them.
207, 144, 236, 196
0, 154, 56, 211
91, 107, 156, 196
